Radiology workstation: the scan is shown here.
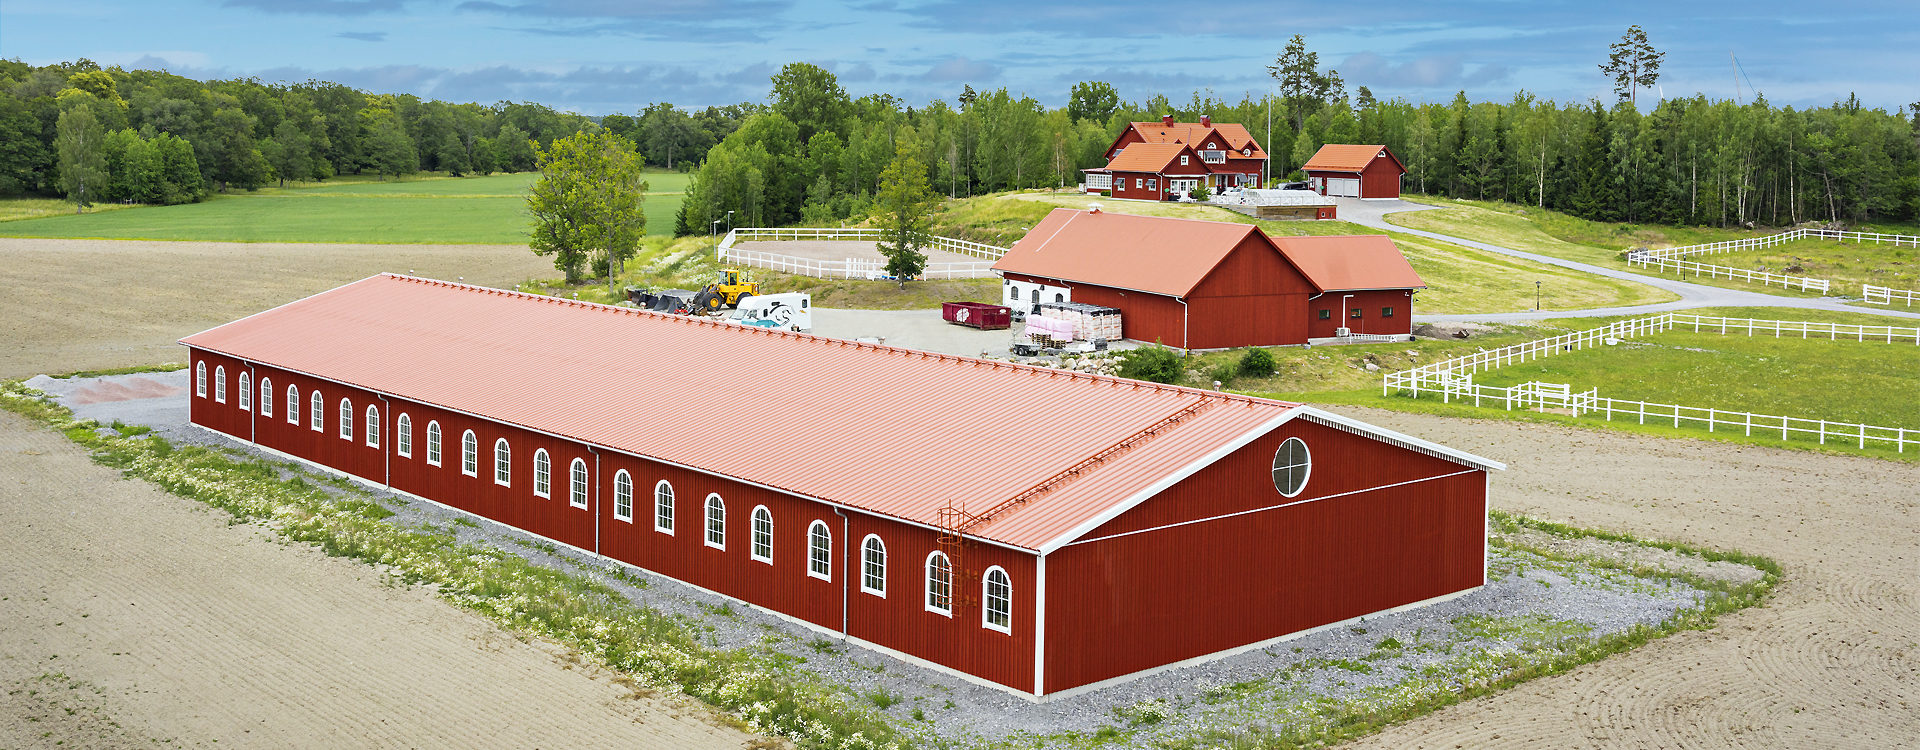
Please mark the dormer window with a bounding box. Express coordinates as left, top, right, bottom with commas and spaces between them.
1199, 150, 1226, 164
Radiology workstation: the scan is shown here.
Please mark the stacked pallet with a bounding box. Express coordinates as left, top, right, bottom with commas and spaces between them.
1037, 302, 1123, 341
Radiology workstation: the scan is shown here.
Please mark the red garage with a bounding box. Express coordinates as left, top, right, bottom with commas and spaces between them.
995, 207, 1423, 349
183, 274, 1496, 700
1304, 144, 1406, 199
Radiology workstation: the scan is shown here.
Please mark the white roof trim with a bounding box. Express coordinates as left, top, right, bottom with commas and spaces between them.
1034, 405, 1502, 555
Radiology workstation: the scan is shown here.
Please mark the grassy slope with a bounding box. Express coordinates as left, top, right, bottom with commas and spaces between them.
0, 170, 689, 243
937, 192, 1676, 315
1701, 238, 1920, 293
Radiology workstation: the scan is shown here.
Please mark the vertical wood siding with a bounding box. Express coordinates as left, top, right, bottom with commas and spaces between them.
1362, 159, 1403, 198
1304, 289, 1417, 339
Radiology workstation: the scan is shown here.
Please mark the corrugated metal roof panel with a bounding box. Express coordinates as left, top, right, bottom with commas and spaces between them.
989, 208, 1260, 297
1303, 144, 1394, 173
1274, 235, 1426, 292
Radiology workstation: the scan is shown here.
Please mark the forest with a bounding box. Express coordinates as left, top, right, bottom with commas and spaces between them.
4, 55, 1915, 232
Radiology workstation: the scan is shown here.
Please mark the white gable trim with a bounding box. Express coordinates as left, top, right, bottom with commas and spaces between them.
1290, 406, 1505, 472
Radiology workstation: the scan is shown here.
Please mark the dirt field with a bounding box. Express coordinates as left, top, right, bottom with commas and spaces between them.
0, 238, 556, 380
733, 239, 995, 277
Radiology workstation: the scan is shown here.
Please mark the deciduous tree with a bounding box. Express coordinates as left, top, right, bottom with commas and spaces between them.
872, 140, 936, 286
527, 130, 647, 284
55, 105, 105, 212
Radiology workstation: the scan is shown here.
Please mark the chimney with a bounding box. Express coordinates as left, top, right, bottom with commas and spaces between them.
1200, 114, 1211, 127
1161, 114, 1175, 126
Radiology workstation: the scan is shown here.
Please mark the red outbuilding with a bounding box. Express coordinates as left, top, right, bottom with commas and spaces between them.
995, 208, 1424, 348
1303, 144, 1406, 199
183, 274, 1496, 700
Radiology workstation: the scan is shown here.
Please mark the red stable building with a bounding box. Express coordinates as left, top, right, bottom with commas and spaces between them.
995, 208, 1424, 349
1085, 115, 1267, 198
182, 274, 1496, 700
1303, 144, 1406, 199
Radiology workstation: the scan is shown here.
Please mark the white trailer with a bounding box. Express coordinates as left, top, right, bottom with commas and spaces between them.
726, 292, 812, 331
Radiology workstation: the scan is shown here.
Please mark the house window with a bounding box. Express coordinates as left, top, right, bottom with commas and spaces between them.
1382, 306, 1395, 318
195, 362, 206, 397
569, 458, 588, 508
532, 449, 549, 497
1134, 178, 1142, 188
654, 481, 675, 533
808, 521, 831, 580
1147, 178, 1156, 190
925, 551, 952, 615
1054, 293, 1064, 303
861, 535, 886, 596
238, 372, 250, 411
1319, 309, 1332, 320
1350, 308, 1363, 319
260, 378, 272, 417
425, 421, 442, 465
493, 438, 510, 486
613, 470, 632, 521
365, 405, 379, 448
461, 430, 477, 475
704, 494, 726, 549
982, 566, 1012, 633
213, 366, 226, 403
1272, 436, 1311, 497
309, 392, 322, 431
1180, 155, 1189, 165
287, 385, 299, 425
338, 398, 352, 440
397, 414, 412, 457
751, 506, 773, 563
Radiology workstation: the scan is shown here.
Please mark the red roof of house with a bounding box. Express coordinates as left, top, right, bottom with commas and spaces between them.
1126, 121, 1268, 161
178, 274, 1306, 551
992, 208, 1265, 297
1303, 144, 1401, 174
1208, 123, 1269, 160
1274, 235, 1426, 292
1104, 142, 1194, 174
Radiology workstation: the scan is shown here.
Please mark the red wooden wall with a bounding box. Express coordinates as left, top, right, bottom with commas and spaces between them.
1361, 160, 1403, 198
1304, 289, 1416, 339
1003, 272, 1189, 348
1185, 235, 1315, 348
1041, 418, 1486, 693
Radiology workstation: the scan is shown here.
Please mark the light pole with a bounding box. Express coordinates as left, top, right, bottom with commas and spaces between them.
1535, 280, 1541, 311
725, 209, 734, 233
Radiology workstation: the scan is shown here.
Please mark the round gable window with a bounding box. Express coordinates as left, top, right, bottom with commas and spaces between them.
1272, 437, 1310, 497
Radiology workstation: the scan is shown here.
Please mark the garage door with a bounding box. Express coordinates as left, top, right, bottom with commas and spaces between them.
1328, 178, 1360, 197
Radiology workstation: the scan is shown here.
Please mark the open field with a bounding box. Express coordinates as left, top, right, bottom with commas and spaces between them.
0, 170, 688, 243
1705, 237, 1920, 293
946, 192, 1677, 315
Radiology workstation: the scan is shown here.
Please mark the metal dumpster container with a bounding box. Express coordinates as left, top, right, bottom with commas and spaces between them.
942, 302, 1012, 330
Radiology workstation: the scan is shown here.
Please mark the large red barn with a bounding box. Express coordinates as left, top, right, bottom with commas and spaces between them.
1303, 144, 1407, 199
995, 208, 1424, 348
182, 274, 1497, 700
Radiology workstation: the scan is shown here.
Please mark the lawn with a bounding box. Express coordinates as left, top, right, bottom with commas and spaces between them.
1701, 238, 1920, 294
936, 192, 1677, 315
0, 169, 689, 243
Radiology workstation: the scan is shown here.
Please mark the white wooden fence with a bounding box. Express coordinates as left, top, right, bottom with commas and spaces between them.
717, 228, 1007, 279
1383, 313, 1920, 452
1626, 227, 1920, 296
1626, 255, 1830, 292
1863, 284, 1920, 307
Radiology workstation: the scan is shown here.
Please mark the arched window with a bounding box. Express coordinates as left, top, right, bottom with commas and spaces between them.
194, 361, 207, 397
704, 494, 726, 549
860, 535, 887, 597
238, 372, 251, 411
365, 405, 380, 447
396, 413, 412, 457
425, 421, 442, 465
612, 470, 632, 521
1053, 292, 1064, 303
569, 458, 588, 508
338, 398, 353, 440
983, 566, 1012, 633
807, 520, 832, 581
460, 430, 477, 475
259, 378, 272, 417
309, 391, 322, 431
1271, 437, 1311, 497
532, 449, 550, 497
493, 438, 510, 485
653, 481, 675, 533
925, 551, 952, 615
213, 366, 226, 403
286, 385, 299, 425
750, 506, 773, 563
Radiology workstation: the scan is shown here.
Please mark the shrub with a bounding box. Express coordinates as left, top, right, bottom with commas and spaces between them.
1116, 343, 1183, 383
1238, 347, 1276, 377
1190, 184, 1211, 202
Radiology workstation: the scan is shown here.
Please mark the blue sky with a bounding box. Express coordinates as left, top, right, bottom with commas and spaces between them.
3, 0, 1915, 115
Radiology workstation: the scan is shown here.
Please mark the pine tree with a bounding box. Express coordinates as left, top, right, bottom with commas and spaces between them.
872, 140, 936, 286
1600, 25, 1664, 107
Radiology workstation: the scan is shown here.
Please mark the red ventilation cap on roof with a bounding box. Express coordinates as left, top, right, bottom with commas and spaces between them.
1200, 114, 1211, 126
1161, 114, 1174, 125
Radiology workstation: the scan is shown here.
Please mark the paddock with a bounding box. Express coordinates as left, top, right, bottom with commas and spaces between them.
719, 228, 1007, 279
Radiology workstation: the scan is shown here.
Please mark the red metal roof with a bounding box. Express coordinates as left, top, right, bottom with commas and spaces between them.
1104, 142, 1194, 174
1274, 235, 1426, 292
991, 208, 1264, 297
1126, 121, 1268, 161
179, 274, 1300, 551
1303, 144, 1400, 174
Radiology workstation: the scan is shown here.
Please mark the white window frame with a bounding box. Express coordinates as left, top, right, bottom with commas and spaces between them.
213, 366, 226, 403
1180, 154, 1189, 165
612, 470, 633, 522
750, 506, 773, 564
286, 385, 299, 425
860, 534, 886, 597
461, 430, 478, 476
653, 481, 675, 534
237, 372, 250, 411
704, 494, 726, 550
924, 551, 952, 616
195, 361, 207, 397
338, 398, 352, 440
982, 566, 1012, 634
1134, 177, 1142, 188
532, 448, 550, 497
309, 391, 323, 431
365, 405, 379, 448
1147, 178, 1156, 190
396, 413, 412, 458
807, 520, 832, 581
1272, 436, 1311, 497
568, 458, 588, 509
425, 421, 442, 466
259, 377, 272, 417
492, 438, 511, 486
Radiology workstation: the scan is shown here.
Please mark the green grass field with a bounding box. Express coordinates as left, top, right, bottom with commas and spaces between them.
0, 170, 689, 244
934, 192, 1677, 315
1699, 238, 1920, 294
